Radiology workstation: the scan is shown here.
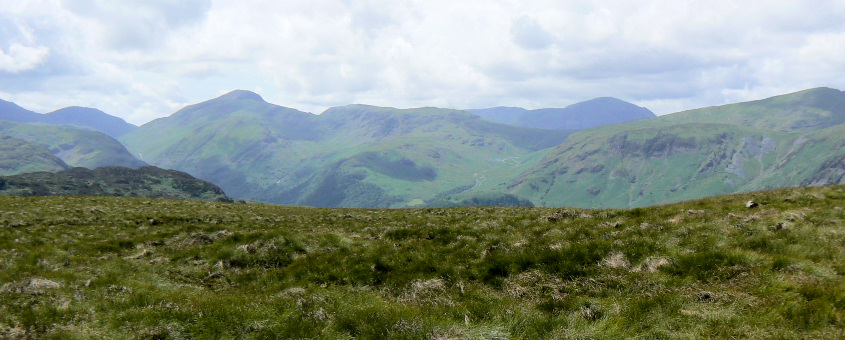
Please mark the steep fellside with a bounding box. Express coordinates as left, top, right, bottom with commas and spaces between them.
121, 91, 571, 207
0, 136, 70, 175
468, 97, 655, 130
501, 87, 845, 208
0, 121, 146, 170
0, 166, 232, 202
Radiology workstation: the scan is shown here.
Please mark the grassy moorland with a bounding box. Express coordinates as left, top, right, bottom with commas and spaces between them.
0, 185, 843, 339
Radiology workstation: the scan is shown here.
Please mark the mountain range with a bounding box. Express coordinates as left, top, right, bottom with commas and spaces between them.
2, 87, 844, 208
120, 91, 571, 207
467, 97, 655, 130
0, 99, 137, 138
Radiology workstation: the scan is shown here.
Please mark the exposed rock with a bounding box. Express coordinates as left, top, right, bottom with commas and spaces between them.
544, 209, 579, 222
600, 221, 621, 228
26, 278, 61, 293
130, 249, 152, 259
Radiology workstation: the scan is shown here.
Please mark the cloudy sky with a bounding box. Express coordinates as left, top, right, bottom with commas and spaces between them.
1, 0, 844, 125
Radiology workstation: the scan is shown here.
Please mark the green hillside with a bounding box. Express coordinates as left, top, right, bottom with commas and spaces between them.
0, 136, 70, 175
0, 166, 233, 202
499, 88, 845, 208
0, 121, 146, 170
0, 185, 843, 338
121, 91, 571, 207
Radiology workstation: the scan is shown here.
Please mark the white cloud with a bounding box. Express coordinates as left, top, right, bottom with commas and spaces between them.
0, 43, 49, 73
0, 0, 844, 124
511, 16, 555, 50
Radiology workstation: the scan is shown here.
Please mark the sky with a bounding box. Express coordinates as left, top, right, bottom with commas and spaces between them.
1, 0, 844, 126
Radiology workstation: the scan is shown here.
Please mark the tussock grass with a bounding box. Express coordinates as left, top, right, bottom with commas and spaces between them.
0, 186, 844, 338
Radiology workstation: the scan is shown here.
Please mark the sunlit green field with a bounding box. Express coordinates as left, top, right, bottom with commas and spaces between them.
1, 185, 844, 338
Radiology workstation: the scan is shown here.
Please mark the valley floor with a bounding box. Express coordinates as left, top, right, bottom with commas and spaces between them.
1, 186, 844, 338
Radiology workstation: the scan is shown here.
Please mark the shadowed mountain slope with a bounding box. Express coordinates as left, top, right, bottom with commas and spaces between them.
0, 166, 232, 202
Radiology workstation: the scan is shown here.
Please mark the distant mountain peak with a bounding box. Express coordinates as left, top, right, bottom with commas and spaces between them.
582, 97, 630, 104
563, 97, 652, 112
803, 86, 840, 94
61, 105, 98, 111
49, 106, 110, 117
468, 97, 654, 130
46, 106, 137, 138
219, 90, 265, 102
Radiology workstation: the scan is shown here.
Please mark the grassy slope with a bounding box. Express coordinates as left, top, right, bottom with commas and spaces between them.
503, 87, 845, 208
121, 95, 570, 207
0, 121, 145, 169
0, 185, 843, 338
0, 136, 69, 175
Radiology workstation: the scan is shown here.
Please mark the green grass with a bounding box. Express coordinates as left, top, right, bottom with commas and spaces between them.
1, 185, 844, 338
